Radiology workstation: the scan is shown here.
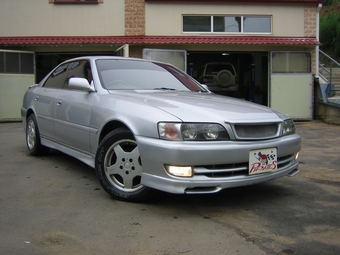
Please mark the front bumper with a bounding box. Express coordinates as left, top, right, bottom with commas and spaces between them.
136, 134, 301, 194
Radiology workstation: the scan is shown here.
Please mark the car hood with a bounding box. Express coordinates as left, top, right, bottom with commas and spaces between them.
109, 90, 285, 123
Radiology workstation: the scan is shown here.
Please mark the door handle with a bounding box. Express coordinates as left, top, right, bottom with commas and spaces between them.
56, 100, 62, 106
34, 96, 39, 101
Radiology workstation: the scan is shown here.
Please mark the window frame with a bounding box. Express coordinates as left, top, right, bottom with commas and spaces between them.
183, 15, 272, 34
0, 50, 35, 74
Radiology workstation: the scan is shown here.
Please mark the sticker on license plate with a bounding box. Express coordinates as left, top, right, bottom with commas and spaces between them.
249, 148, 277, 175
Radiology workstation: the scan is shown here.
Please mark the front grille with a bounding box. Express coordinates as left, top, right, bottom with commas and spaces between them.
194, 154, 295, 178
233, 123, 279, 139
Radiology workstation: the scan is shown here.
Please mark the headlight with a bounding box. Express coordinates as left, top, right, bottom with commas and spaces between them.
282, 119, 296, 136
182, 124, 198, 139
203, 124, 219, 140
158, 122, 230, 141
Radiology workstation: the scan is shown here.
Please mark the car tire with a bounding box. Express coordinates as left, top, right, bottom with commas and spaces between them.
26, 114, 50, 156
95, 128, 155, 202
216, 70, 233, 88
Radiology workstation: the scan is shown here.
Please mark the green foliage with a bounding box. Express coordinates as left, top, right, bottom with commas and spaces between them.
320, 13, 338, 47
323, 0, 340, 6
335, 23, 340, 57
320, 12, 340, 59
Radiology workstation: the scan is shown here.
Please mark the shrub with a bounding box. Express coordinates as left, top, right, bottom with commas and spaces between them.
320, 12, 340, 59
323, 0, 339, 6
334, 23, 340, 57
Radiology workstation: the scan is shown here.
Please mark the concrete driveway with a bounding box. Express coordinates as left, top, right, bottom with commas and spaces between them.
0, 121, 339, 255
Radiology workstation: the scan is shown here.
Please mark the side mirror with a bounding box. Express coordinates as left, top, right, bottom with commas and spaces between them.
68, 77, 95, 92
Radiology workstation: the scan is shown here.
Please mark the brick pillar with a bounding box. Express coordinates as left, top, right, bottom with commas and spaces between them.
304, 4, 317, 37
304, 4, 317, 75
125, 0, 145, 36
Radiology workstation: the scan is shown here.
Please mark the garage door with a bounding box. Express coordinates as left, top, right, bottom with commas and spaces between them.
143, 48, 187, 72
270, 51, 312, 119
0, 50, 35, 121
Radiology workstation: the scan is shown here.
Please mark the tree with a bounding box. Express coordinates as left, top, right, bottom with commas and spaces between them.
323, 0, 340, 6
320, 9, 340, 59
320, 13, 338, 48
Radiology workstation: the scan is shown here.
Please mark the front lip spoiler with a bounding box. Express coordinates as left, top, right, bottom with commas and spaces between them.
287, 168, 299, 177
141, 161, 300, 194
183, 168, 300, 194
185, 186, 222, 194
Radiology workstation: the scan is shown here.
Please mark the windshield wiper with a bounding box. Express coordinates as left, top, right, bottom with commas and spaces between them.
154, 87, 177, 91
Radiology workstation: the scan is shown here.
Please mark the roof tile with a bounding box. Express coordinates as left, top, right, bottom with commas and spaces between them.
0, 36, 320, 46
145, 0, 323, 3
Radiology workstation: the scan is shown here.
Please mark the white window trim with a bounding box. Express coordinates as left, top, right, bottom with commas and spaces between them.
183, 15, 272, 35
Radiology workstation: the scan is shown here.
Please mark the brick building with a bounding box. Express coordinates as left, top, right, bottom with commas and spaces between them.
0, 0, 323, 120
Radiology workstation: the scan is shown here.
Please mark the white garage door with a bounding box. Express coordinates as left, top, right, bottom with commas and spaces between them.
0, 50, 35, 121
270, 51, 312, 119
143, 48, 187, 72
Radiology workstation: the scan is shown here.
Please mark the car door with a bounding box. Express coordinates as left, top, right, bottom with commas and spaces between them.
54, 60, 94, 153
34, 63, 69, 141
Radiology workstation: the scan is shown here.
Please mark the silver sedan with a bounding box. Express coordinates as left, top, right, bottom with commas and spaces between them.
21, 56, 301, 202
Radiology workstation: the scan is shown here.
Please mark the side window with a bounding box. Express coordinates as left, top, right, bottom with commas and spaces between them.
67, 61, 92, 88
43, 63, 69, 89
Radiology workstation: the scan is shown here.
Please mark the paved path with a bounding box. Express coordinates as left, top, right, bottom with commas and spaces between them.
0, 121, 339, 255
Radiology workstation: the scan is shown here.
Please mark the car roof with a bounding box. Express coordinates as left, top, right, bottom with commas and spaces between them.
63, 56, 155, 63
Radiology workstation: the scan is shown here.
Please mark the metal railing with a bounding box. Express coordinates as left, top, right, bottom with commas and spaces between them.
319, 50, 340, 96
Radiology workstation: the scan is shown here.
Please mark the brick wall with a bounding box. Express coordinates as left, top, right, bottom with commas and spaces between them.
304, 4, 318, 75
311, 47, 317, 75
304, 4, 317, 37
129, 45, 143, 58
125, 0, 145, 36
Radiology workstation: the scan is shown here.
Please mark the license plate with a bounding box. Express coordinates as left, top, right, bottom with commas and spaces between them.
249, 148, 277, 175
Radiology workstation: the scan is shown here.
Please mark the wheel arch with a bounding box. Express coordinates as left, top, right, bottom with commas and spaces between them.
98, 120, 132, 145
25, 108, 35, 119
24, 108, 36, 126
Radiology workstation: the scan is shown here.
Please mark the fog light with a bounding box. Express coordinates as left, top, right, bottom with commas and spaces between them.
295, 152, 300, 160
166, 165, 193, 177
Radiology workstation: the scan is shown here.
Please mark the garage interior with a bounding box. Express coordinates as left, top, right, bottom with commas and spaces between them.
187, 51, 269, 106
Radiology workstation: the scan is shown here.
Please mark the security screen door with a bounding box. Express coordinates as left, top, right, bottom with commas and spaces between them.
270, 51, 312, 119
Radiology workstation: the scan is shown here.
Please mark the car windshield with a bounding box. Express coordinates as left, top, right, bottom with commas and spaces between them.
96, 59, 204, 91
